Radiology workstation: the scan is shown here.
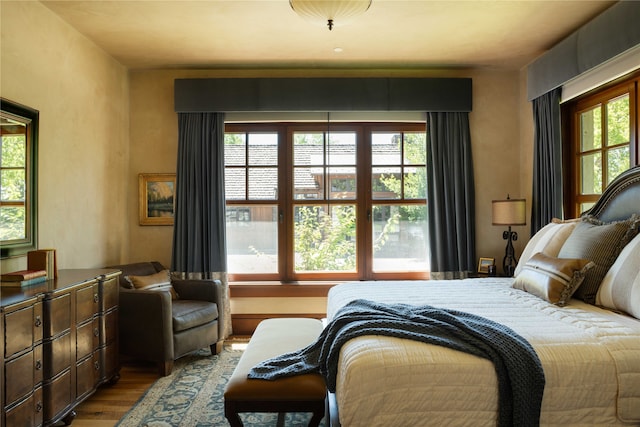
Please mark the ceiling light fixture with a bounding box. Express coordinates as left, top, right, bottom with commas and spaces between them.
289, 0, 372, 31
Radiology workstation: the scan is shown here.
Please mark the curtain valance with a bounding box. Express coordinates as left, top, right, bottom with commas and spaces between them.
174, 77, 472, 113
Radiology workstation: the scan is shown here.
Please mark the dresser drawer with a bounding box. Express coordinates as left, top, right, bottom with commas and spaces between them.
77, 318, 99, 360
101, 277, 119, 312
5, 349, 36, 405
101, 308, 118, 346
44, 294, 71, 338
76, 283, 99, 324
100, 340, 119, 382
4, 304, 37, 358
4, 386, 43, 427
76, 353, 99, 400
43, 369, 72, 423
44, 332, 71, 379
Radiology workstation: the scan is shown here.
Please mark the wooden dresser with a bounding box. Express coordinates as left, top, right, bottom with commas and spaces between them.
1, 269, 121, 427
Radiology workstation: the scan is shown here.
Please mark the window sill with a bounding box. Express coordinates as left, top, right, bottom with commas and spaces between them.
230, 281, 341, 298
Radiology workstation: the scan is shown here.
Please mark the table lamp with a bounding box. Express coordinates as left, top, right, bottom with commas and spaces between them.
492, 196, 526, 277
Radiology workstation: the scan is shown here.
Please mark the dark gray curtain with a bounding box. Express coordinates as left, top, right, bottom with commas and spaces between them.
426, 112, 476, 279
171, 112, 231, 338
531, 87, 563, 236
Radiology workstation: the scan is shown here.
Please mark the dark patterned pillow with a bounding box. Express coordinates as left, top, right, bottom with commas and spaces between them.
558, 214, 640, 304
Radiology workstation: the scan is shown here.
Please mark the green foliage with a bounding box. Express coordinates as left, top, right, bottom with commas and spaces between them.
294, 205, 356, 271
376, 132, 427, 221
1, 135, 28, 241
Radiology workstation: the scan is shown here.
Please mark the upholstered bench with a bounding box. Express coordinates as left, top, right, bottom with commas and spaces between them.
224, 318, 326, 427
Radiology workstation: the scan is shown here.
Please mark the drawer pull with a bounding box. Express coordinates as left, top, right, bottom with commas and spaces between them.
36, 402, 43, 412
35, 359, 42, 370
35, 315, 42, 327
94, 361, 100, 370
94, 328, 100, 337
94, 293, 99, 303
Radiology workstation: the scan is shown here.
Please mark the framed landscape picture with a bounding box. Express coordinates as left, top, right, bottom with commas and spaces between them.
139, 173, 176, 225
477, 257, 495, 274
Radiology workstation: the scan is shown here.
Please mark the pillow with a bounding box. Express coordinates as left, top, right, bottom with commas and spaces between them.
596, 233, 640, 319
558, 214, 640, 304
514, 218, 578, 276
125, 269, 179, 300
512, 252, 594, 306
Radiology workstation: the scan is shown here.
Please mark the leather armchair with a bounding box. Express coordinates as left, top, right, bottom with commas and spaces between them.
108, 261, 225, 376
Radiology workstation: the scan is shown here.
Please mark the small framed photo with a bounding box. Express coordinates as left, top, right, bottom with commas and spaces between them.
478, 257, 495, 274
139, 173, 176, 226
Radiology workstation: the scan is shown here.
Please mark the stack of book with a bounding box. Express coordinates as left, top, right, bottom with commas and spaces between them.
1, 269, 48, 287
27, 248, 57, 279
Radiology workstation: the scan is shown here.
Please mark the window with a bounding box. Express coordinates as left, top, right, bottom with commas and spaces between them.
225, 123, 428, 282
1, 99, 38, 258
563, 74, 639, 217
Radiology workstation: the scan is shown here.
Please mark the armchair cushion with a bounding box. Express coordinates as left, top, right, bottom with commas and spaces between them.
172, 300, 219, 332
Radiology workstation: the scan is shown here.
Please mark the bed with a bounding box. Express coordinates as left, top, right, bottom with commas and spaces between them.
325, 165, 640, 427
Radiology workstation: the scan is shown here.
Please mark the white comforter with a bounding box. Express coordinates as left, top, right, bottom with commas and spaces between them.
326, 279, 640, 427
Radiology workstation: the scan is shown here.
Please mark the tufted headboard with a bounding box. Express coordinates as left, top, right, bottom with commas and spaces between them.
583, 165, 640, 222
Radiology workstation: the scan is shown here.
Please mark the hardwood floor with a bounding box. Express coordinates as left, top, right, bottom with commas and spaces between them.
65, 339, 248, 426
60, 359, 160, 427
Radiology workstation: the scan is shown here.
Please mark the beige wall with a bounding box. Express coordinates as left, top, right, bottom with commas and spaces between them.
1, 2, 534, 315
1, 1, 129, 273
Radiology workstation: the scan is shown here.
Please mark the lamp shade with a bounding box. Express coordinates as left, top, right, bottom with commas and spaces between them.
289, 0, 372, 30
492, 198, 526, 226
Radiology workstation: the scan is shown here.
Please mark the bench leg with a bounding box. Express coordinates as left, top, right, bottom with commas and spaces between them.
309, 408, 324, 427
224, 401, 244, 427
276, 412, 286, 427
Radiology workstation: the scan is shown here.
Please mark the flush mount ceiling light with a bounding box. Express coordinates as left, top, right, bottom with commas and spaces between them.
289, 0, 372, 31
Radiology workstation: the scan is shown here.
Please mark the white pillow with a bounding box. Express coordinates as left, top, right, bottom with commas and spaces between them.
514, 219, 578, 276
596, 233, 640, 319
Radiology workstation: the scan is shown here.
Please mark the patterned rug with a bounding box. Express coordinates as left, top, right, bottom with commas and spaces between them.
116, 348, 327, 427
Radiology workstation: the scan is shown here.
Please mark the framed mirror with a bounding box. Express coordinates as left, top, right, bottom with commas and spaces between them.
1, 98, 39, 258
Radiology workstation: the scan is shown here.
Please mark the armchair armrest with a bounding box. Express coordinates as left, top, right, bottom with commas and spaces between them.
172, 279, 226, 343
119, 288, 174, 361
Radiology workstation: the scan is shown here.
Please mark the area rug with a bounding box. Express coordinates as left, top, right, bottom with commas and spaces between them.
116, 348, 327, 427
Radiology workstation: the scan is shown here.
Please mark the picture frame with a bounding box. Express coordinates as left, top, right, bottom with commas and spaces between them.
478, 257, 495, 274
139, 173, 176, 225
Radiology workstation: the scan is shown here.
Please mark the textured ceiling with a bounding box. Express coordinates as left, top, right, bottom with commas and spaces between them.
40, 0, 616, 70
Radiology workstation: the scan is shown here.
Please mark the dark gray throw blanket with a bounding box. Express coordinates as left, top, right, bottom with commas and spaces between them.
248, 299, 545, 427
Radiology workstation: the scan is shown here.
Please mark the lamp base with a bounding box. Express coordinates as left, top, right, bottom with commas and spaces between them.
502, 226, 518, 277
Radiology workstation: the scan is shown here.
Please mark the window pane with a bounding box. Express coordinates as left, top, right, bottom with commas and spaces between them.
224, 133, 246, 166
329, 167, 355, 200
580, 153, 602, 194
372, 167, 401, 199
606, 94, 629, 146
404, 166, 426, 199
294, 132, 323, 165
372, 205, 428, 272
226, 205, 278, 274
580, 202, 595, 214
607, 147, 630, 185
224, 169, 246, 200
327, 132, 356, 165
372, 132, 401, 165
580, 106, 601, 151
404, 132, 426, 164
294, 167, 323, 200
294, 204, 356, 272
1, 135, 26, 167
248, 167, 278, 200
1, 169, 25, 201
248, 133, 278, 166
0, 206, 26, 240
